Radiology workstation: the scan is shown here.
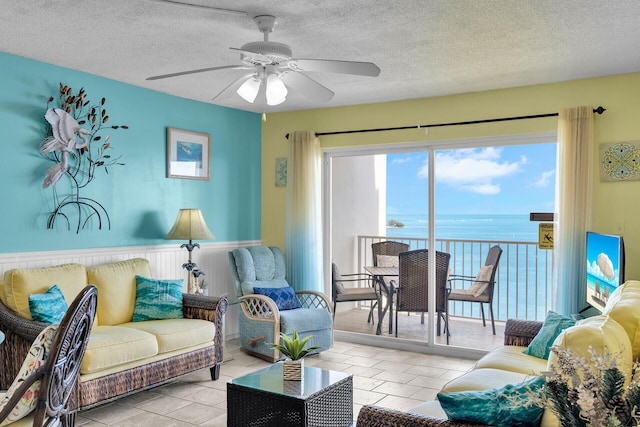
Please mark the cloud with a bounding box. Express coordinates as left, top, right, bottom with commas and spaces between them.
534, 169, 555, 187
418, 147, 526, 195
391, 156, 413, 164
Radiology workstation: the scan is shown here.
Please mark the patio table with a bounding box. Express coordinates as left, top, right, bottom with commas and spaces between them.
364, 266, 398, 335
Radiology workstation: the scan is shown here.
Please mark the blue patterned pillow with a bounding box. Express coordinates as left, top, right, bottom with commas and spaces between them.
254, 286, 301, 310
438, 376, 545, 427
132, 276, 184, 321
29, 285, 68, 324
523, 311, 576, 359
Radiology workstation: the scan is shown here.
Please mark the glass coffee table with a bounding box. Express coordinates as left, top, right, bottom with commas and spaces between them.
227, 362, 353, 426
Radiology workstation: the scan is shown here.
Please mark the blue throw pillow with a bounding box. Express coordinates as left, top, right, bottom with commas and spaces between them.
132, 276, 184, 321
29, 285, 68, 324
254, 286, 301, 310
438, 376, 545, 427
523, 311, 576, 359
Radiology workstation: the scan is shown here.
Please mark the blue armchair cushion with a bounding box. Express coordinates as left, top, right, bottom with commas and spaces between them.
28, 284, 68, 324
254, 286, 301, 310
132, 276, 184, 321
523, 311, 576, 359
280, 308, 333, 334
437, 375, 545, 427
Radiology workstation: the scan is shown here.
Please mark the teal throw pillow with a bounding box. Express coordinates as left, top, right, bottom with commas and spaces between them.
132, 276, 184, 321
523, 311, 576, 359
29, 285, 68, 324
438, 376, 545, 427
254, 286, 301, 310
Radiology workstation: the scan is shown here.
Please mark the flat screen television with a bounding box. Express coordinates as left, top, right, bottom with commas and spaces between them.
585, 231, 625, 312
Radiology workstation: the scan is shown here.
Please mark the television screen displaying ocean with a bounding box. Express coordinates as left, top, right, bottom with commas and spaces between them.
386, 213, 540, 242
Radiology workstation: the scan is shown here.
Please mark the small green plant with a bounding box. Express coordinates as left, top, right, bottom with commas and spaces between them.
269, 329, 320, 360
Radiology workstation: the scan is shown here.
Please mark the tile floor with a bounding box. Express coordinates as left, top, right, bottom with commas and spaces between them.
76, 338, 477, 426
335, 307, 505, 350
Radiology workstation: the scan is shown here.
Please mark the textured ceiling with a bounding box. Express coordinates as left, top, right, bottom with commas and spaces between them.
2, 0, 640, 113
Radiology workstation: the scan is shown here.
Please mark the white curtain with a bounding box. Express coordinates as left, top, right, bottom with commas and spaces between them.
284, 130, 323, 291
553, 106, 596, 315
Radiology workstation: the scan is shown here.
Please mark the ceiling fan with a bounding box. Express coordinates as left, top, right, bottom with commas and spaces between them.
147, 14, 381, 106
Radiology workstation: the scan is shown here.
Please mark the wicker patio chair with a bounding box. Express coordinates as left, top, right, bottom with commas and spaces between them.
447, 245, 502, 335
0, 285, 97, 426
332, 262, 380, 323
371, 240, 409, 333
393, 249, 451, 340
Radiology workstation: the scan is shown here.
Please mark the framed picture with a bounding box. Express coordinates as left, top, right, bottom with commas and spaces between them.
275, 157, 287, 186
167, 128, 210, 180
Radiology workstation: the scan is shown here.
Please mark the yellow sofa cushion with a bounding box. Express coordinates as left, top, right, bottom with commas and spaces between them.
87, 258, 152, 326
3, 263, 87, 319
81, 325, 158, 374
440, 368, 533, 393
601, 280, 640, 360
122, 318, 215, 354
549, 314, 633, 377
473, 345, 548, 375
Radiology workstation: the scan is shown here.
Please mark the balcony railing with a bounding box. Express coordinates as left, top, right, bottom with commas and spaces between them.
356, 235, 554, 322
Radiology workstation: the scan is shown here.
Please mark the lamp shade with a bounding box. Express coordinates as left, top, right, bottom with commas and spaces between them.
165, 209, 214, 241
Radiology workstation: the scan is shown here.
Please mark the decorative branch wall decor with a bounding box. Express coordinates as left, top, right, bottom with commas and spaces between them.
40, 83, 128, 233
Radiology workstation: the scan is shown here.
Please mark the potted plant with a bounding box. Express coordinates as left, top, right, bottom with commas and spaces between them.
269, 329, 320, 381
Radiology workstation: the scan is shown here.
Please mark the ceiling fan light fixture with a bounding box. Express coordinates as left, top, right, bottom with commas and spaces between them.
236, 77, 261, 103
265, 73, 287, 105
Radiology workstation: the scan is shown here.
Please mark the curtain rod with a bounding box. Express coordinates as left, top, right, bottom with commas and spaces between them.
284, 106, 606, 139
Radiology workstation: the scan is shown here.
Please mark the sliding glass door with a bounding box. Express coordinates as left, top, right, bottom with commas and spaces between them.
325, 133, 556, 355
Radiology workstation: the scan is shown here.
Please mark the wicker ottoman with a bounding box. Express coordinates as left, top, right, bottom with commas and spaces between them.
227, 362, 353, 427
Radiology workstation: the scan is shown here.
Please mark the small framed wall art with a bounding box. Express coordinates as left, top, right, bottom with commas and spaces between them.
167, 128, 210, 180
275, 157, 287, 186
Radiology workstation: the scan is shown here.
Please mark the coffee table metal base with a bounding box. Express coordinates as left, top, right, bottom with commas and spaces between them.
227, 375, 353, 426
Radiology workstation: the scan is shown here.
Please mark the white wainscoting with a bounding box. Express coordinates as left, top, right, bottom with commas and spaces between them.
0, 240, 261, 340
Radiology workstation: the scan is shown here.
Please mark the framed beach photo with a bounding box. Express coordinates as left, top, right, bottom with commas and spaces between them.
167, 128, 210, 180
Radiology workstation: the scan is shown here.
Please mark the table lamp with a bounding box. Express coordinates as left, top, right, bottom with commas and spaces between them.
165, 208, 214, 293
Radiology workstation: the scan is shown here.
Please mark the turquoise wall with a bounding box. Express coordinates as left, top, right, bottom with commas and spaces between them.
0, 52, 262, 253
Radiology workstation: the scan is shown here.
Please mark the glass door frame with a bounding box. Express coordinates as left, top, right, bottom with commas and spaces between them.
322, 132, 556, 357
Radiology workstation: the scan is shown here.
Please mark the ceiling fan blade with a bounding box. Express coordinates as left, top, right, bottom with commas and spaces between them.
288, 59, 381, 77
230, 47, 272, 65
147, 65, 245, 81
281, 72, 334, 102
212, 73, 256, 101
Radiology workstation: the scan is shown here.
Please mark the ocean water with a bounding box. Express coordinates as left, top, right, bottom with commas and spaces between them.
383, 213, 552, 321
386, 213, 539, 242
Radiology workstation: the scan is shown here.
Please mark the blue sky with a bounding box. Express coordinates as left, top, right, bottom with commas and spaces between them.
386, 143, 557, 215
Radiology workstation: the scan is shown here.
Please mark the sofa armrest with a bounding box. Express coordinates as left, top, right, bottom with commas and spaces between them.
0, 299, 50, 389
504, 318, 543, 346
356, 405, 487, 427
182, 294, 228, 365
295, 290, 332, 314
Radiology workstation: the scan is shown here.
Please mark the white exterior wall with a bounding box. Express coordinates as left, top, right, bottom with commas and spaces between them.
331, 154, 386, 314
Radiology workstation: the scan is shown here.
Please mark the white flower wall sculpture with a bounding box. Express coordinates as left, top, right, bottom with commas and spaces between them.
40, 83, 128, 233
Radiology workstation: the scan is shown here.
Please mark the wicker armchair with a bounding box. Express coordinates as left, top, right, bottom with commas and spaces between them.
355, 318, 544, 426
0, 285, 97, 426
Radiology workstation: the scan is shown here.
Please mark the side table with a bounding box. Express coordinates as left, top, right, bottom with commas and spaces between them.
227, 362, 353, 426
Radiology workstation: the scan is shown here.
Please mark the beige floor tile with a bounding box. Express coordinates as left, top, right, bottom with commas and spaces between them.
78, 337, 477, 426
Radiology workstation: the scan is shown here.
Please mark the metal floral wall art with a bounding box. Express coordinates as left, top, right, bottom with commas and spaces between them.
40, 83, 128, 233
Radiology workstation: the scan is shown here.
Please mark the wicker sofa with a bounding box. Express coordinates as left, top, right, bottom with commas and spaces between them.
357, 280, 640, 427
0, 258, 228, 411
